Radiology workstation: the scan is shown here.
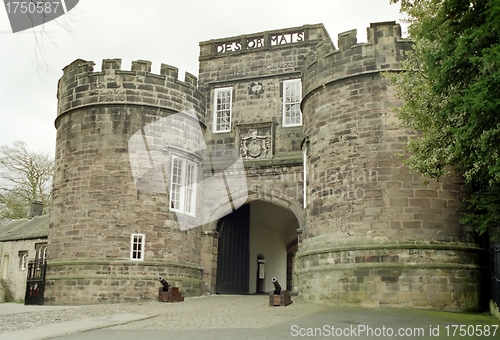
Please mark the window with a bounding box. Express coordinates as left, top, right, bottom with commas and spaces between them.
35, 243, 47, 262
283, 79, 302, 127
170, 156, 197, 216
130, 234, 145, 261
213, 87, 233, 132
18, 251, 28, 270
34, 243, 47, 269
2, 255, 9, 279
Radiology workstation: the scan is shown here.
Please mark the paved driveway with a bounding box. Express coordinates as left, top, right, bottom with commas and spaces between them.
53, 295, 499, 340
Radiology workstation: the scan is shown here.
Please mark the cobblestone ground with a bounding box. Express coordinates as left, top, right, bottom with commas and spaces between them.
0, 295, 326, 333
114, 295, 327, 330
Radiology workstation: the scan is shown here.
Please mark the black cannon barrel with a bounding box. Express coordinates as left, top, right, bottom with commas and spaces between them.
158, 277, 170, 290
271, 277, 282, 294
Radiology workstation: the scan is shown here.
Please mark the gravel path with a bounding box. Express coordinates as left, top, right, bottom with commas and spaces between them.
0, 300, 162, 333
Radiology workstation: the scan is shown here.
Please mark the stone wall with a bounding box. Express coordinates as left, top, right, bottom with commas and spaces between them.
46, 59, 205, 304
199, 24, 328, 159
299, 22, 483, 311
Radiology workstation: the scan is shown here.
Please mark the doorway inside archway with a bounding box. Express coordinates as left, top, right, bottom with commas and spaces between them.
215, 200, 299, 294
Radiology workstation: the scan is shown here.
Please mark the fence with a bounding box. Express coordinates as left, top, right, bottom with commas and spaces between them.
491, 244, 500, 308
24, 260, 46, 305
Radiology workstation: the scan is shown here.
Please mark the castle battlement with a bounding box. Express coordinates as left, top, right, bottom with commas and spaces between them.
56, 58, 205, 128
302, 21, 412, 99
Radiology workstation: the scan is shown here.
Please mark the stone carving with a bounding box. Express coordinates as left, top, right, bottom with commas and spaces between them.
238, 124, 273, 159
249, 81, 264, 95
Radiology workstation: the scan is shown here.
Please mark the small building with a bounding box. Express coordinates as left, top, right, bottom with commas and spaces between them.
0, 202, 48, 302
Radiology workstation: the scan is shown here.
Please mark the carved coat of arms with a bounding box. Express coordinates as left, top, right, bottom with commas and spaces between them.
240, 130, 272, 159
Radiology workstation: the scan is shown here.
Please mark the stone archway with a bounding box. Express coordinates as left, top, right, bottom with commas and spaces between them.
208, 198, 301, 295
207, 188, 305, 232
247, 200, 300, 293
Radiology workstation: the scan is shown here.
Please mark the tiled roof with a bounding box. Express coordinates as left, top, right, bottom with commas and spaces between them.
0, 215, 48, 242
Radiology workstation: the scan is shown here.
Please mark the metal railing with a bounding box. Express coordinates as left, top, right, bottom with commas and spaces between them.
491, 244, 500, 308
24, 260, 46, 305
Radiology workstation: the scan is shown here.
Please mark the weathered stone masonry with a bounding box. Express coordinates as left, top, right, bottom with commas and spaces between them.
299, 22, 482, 310
45, 22, 484, 310
46, 59, 205, 303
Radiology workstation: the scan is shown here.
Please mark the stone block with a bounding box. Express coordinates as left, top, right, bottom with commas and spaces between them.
389, 198, 408, 207
387, 189, 414, 198
409, 198, 430, 207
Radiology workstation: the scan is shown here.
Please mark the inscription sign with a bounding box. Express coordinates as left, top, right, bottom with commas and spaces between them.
216, 37, 265, 53
217, 40, 241, 53
246, 36, 265, 49
216, 31, 304, 53
270, 31, 304, 46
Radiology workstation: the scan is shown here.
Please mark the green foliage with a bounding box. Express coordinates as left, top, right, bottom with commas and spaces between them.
0, 141, 53, 221
389, 0, 500, 237
462, 182, 500, 236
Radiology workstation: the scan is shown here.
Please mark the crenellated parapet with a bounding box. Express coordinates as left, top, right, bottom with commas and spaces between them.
301, 21, 412, 100
56, 58, 205, 128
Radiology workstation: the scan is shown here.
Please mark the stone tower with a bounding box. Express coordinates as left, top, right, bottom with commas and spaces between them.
196, 24, 329, 295
299, 22, 482, 310
46, 59, 205, 303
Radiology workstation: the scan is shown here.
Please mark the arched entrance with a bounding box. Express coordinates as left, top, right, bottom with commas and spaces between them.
215, 200, 300, 294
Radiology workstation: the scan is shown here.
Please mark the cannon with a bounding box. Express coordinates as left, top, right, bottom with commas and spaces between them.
158, 277, 170, 291
272, 277, 282, 295
157, 277, 184, 302
269, 277, 292, 306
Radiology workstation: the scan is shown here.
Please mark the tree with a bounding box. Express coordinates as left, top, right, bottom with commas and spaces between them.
388, 0, 500, 236
0, 141, 54, 221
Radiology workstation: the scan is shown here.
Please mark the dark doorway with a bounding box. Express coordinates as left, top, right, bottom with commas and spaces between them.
216, 204, 250, 294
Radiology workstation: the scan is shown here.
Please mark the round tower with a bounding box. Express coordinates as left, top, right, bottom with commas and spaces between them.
46, 59, 206, 304
299, 22, 482, 311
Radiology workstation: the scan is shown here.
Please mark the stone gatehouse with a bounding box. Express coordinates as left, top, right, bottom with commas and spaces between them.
45, 22, 483, 311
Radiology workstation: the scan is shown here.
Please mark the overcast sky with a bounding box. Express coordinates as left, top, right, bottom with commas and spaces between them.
0, 0, 407, 157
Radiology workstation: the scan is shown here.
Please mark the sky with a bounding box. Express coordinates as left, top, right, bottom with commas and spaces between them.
0, 0, 408, 157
